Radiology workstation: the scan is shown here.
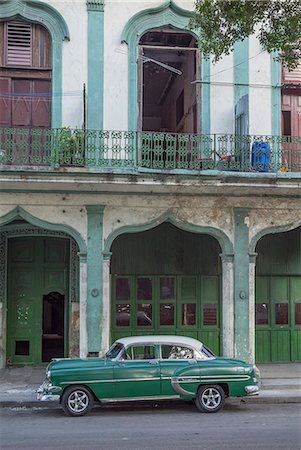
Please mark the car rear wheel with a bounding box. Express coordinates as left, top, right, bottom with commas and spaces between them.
62, 386, 94, 417
195, 385, 225, 413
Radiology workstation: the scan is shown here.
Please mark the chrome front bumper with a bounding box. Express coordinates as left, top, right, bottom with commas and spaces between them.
245, 385, 260, 395
37, 381, 62, 402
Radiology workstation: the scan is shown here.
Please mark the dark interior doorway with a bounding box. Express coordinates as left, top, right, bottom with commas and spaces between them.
42, 291, 65, 362
139, 29, 199, 133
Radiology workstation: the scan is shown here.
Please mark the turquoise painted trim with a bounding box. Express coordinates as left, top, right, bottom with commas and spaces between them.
0, 206, 86, 253
121, 1, 196, 132
87, 5, 104, 129
234, 39, 249, 107
86, 205, 105, 353
201, 56, 210, 134
0, 0, 70, 128
104, 211, 233, 255
271, 52, 281, 138
250, 221, 301, 253
234, 208, 250, 362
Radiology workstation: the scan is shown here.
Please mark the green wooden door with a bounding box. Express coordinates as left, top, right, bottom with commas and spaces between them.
111, 275, 221, 355
255, 276, 301, 362
7, 237, 69, 366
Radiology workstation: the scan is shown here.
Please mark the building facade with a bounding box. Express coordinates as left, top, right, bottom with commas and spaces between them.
0, 0, 300, 368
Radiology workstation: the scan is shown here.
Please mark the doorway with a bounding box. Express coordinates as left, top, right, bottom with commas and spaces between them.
139, 29, 199, 133
42, 292, 65, 362
6, 236, 69, 365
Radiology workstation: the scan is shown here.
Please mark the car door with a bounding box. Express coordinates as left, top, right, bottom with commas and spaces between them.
113, 344, 161, 399
159, 344, 197, 396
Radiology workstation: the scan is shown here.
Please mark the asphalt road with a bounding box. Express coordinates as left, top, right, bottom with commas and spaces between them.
0, 402, 300, 450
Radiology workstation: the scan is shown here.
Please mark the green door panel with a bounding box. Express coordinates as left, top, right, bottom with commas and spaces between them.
7, 237, 69, 366
256, 276, 301, 362
291, 331, 301, 361
111, 275, 221, 355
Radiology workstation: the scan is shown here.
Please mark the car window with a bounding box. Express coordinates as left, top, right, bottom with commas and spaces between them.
161, 344, 194, 359
124, 345, 156, 360
105, 342, 124, 359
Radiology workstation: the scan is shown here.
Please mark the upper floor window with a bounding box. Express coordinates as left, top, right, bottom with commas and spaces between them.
1, 20, 52, 69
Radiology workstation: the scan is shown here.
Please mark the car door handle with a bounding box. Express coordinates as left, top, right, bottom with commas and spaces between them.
149, 359, 159, 365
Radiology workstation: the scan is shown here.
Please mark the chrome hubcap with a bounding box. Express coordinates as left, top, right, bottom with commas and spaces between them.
68, 390, 89, 412
201, 388, 221, 409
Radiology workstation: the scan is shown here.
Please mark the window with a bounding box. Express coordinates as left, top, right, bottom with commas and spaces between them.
161, 344, 194, 359
5, 21, 33, 66
124, 345, 156, 360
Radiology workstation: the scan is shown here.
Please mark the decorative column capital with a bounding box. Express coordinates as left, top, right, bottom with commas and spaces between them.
248, 252, 257, 264
219, 253, 234, 263
78, 252, 87, 263
86, 1, 104, 12
102, 251, 112, 261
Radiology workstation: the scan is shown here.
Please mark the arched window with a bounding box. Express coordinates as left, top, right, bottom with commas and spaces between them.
0, 20, 52, 128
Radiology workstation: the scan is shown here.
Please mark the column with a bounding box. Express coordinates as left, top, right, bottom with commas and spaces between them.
234, 208, 251, 362
100, 251, 112, 356
87, 1, 104, 130
220, 253, 234, 358
86, 205, 105, 355
78, 252, 88, 358
249, 253, 257, 363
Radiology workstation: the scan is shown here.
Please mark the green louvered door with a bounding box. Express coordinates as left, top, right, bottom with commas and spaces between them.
111, 275, 221, 355
255, 276, 301, 362
7, 237, 69, 366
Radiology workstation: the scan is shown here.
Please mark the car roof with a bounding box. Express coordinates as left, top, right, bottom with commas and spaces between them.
115, 335, 204, 349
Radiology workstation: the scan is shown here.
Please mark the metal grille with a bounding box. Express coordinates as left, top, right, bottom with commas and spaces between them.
6, 21, 32, 66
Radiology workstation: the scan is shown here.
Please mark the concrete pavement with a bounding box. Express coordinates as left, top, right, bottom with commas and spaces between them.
0, 363, 300, 409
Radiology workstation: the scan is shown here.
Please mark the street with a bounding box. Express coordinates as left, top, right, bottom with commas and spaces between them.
0, 402, 300, 450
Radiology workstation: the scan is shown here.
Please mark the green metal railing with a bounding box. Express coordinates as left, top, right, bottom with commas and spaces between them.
0, 127, 300, 173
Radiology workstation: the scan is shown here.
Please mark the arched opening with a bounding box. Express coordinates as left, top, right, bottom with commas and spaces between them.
139, 29, 199, 134
110, 222, 222, 355
255, 226, 301, 362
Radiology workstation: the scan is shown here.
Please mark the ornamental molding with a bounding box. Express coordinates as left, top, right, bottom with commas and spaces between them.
103, 211, 234, 255
0, 227, 79, 303
86, 1, 104, 12
0, 0, 70, 41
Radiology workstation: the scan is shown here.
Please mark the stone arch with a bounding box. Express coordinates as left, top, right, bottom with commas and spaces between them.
0, 206, 86, 254
0, 0, 70, 127
250, 220, 301, 253
121, 0, 204, 132
104, 211, 233, 256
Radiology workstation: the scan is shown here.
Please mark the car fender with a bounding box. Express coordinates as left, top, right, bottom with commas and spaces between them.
171, 364, 201, 398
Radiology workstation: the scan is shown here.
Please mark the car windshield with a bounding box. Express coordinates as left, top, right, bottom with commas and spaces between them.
105, 342, 124, 359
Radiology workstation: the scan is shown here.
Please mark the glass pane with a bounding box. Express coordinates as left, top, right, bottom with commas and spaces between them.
116, 304, 130, 326
160, 303, 174, 325
160, 277, 174, 299
116, 278, 130, 301
275, 303, 288, 325
203, 304, 217, 326
182, 303, 196, 326
137, 303, 152, 326
295, 303, 301, 325
256, 303, 269, 325
161, 344, 194, 359
137, 278, 152, 301
128, 345, 156, 360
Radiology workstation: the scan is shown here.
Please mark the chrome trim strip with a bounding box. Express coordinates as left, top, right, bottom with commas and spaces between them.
171, 379, 195, 396
60, 377, 161, 385
100, 395, 180, 403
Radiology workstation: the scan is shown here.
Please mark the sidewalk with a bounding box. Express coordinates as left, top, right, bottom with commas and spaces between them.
0, 363, 300, 409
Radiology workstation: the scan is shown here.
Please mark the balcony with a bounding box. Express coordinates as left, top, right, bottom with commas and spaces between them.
0, 127, 300, 174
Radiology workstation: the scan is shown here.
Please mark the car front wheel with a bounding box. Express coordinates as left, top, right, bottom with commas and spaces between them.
62, 386, 94, 417
195, 385, 225, 413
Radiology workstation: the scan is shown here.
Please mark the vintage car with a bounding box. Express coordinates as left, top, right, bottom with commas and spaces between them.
37, 335, 260, 416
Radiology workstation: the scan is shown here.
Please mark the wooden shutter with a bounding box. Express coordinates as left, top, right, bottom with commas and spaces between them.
0, 77, 11, 126
5, 21, 33, 67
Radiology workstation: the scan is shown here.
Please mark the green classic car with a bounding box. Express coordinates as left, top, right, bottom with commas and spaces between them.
37, 335, 260, 416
